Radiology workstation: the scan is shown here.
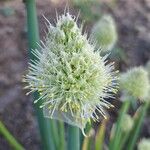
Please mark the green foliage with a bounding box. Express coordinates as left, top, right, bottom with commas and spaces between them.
0, 121, 24, 150
109, 100, 130, 150
127, 102, 149, 150
82, 128, 95, 150
67, 126, 80, 150
25, 0, 57, 149
95, 119, 107, 150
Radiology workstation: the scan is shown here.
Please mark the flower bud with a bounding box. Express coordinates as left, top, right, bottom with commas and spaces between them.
120, 67, 150, 101
120, 114, 133, 132
138, 138, 150, 150
91, 15, 118, 52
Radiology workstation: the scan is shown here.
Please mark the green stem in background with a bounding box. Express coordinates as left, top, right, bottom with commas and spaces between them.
118, 131, 130, 150
50, 120, 59, 149
109, 100, 130, 150
82, 129, 94, 150
80, 121, 92, 150
24, 0, 55, 149
82, 136, 90, 150
128, 102, 149, 150
114, 101, 130, 150
58, 121, 66, 150
37, 115, 55, 150
0, 121, 24, 150
67, 125, 80, 150
95, 119, 107, 150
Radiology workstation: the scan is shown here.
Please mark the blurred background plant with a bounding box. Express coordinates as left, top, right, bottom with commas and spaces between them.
91, 14, 118, 53
71, 0, 101, 22
0, 0, 149, 150
138, 138, 150, 150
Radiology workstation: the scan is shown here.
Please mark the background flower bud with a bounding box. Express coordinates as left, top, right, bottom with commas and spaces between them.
138, 138, 150, 150
91, 15, 118, 52
120, 114, 133, 132
120, 67, 150, 101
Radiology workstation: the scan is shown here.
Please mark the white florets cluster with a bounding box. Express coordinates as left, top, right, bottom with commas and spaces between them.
24, 13, 118, 129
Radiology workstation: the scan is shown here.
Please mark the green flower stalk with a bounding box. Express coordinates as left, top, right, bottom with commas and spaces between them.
91, 15, 118, 52
138, 138, 150, 150
24, 12, 118, 131
120, 67, 150, 101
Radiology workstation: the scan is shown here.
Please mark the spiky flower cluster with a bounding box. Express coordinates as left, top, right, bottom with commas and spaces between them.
120, 67, 150, 101
138, 138, 150, 150
24, 13, 118, 129
91, 15, 118, 52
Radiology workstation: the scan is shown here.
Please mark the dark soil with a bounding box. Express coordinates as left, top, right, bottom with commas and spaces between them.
0, 0, 149, 149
